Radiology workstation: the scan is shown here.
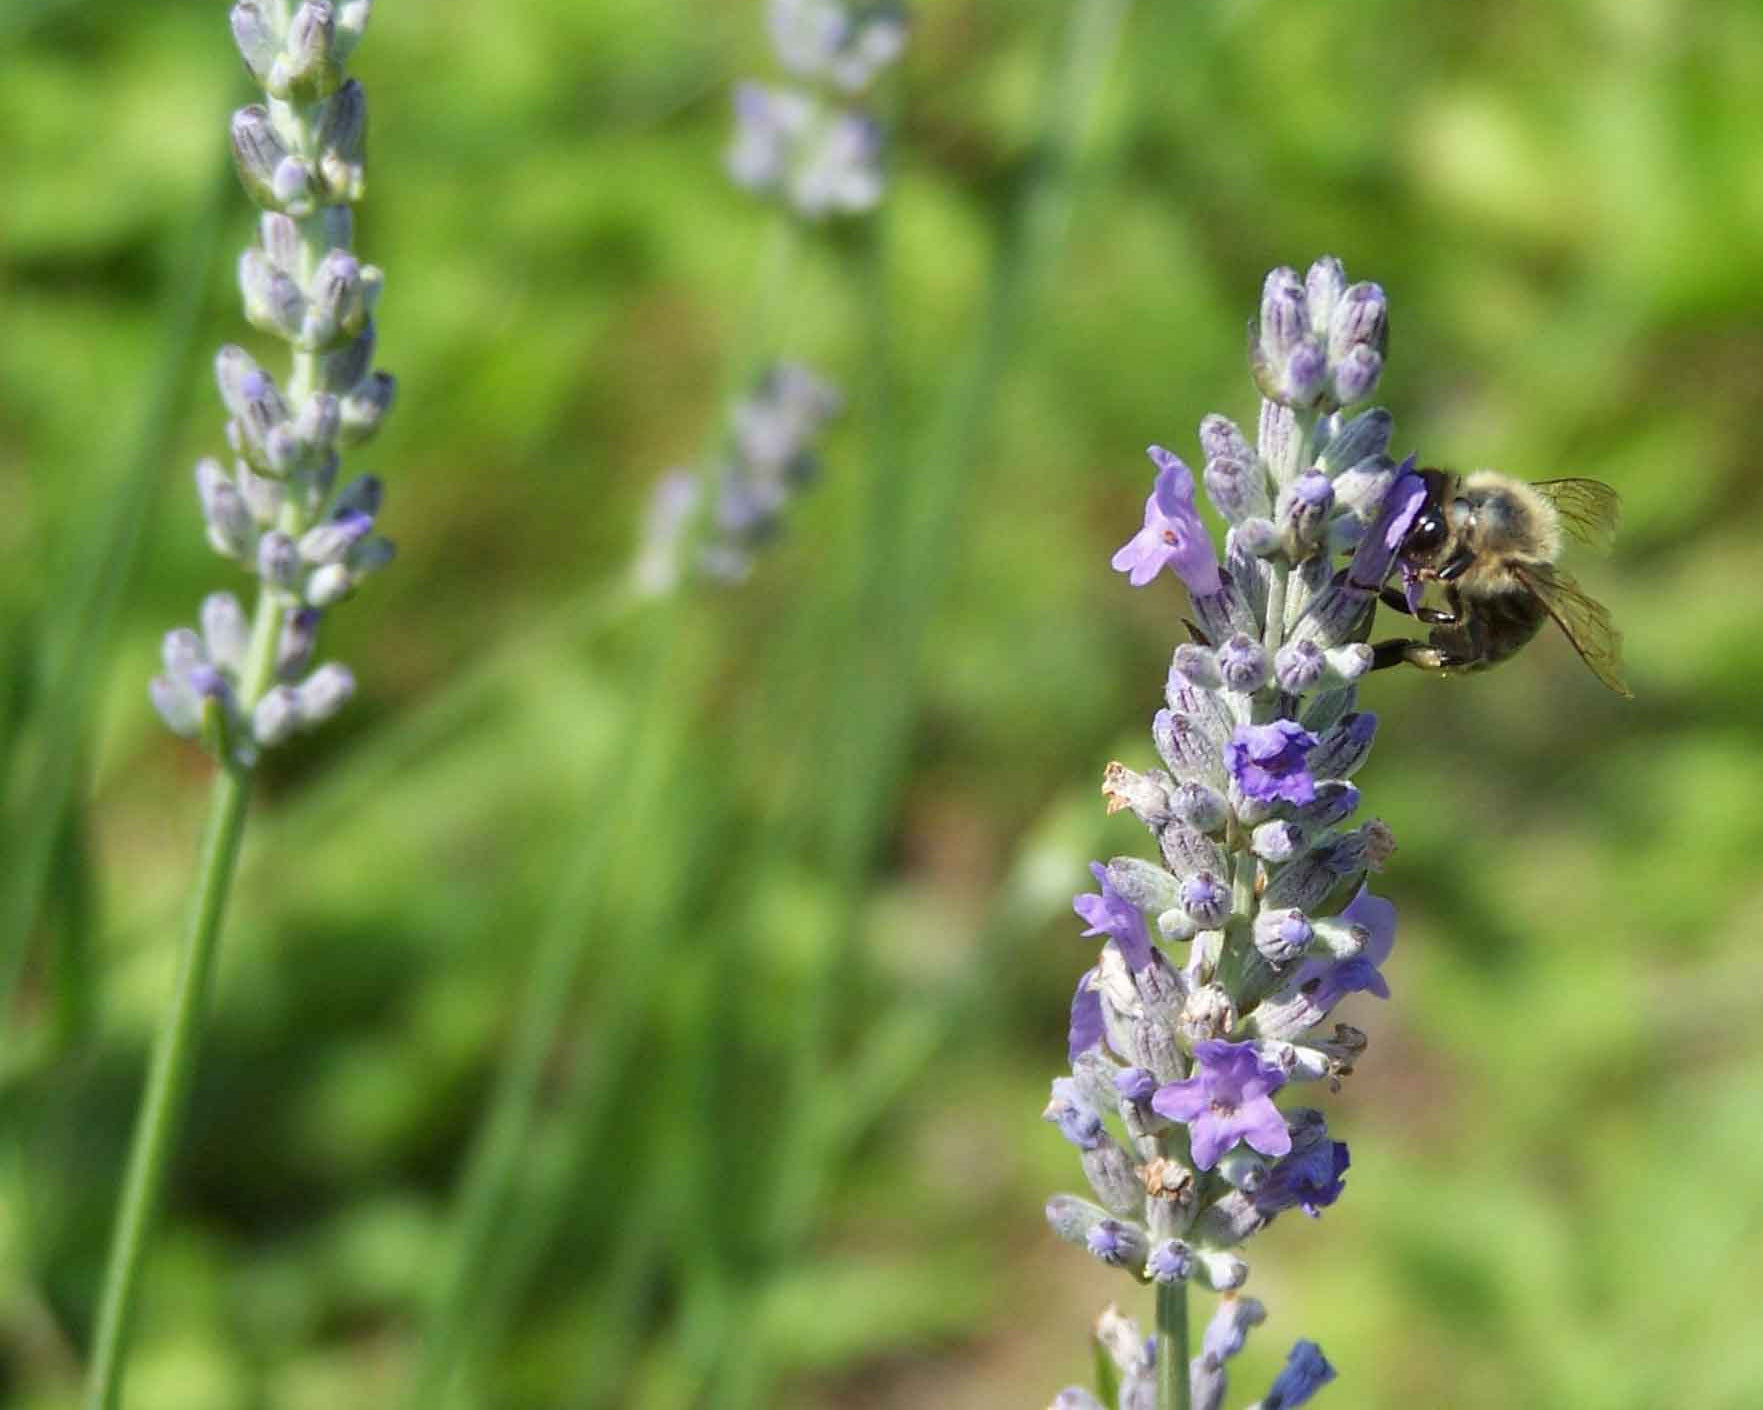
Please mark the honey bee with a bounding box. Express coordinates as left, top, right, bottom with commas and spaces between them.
1370, 469, 1632, 697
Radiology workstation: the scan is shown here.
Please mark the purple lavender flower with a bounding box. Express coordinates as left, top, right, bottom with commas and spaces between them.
1257, 1130, 1350, 1218
1146, 1239, 1193, 1285
1074, 861, 1154, 971
1225, 721, 1319, 807
1067, 970, 1104, 1062
1151, 1040, 1292, 1171
1347, 454, 1424, 590
1044, 1076, 1104, 1150
1111, 447, 1222, 596
1262, 1340, 1336, 1408
1291, 885, 1396, 1012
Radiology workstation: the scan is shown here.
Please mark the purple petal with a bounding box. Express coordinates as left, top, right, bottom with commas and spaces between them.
1348, 456, 1424, 589
1068, 970, 1104, 1062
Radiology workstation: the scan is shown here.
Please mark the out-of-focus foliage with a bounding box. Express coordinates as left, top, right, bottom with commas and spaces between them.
4, 0, 1763, 1407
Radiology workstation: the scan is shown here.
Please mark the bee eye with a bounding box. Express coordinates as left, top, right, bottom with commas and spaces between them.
1405, 511, 1447, 556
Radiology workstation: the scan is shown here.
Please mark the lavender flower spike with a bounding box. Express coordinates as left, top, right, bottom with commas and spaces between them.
1112, 447, 1222, 595
1042, 257, 1425, 1409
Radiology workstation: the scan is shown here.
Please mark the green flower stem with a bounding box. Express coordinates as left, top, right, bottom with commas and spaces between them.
83, 585, 286, 1410
406, 210, 804, 1409
1157, 1279, 1190, 1410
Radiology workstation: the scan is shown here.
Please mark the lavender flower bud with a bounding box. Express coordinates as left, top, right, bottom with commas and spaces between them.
1170, 781, 1229, 836
1233, 517, 1281, 559
1282, 340, 1329, 408
1145, 1239, 1192, 1285
195, 459, 256, 559
298, 509, 374, 565
1203, 453, 1269, 524
1250, 821, 1304, 863
728, 83, 811, 193
295, 662, 355, 725
791, 110, 885, 217
1115, 1066, 1158, 1104
259, 212, 301, 272
1193, 1249, 1248, 1292
229, 1, 278, 81
1308, 917, 1367, 960
1153, 709, 1226, 790
252, 685, 302, 746
338, 370, 396, 444
1105, 856, 1183, 916
276, 607, 321, 679
321, 322, 375, 395
1083, 1140, 1148, 1219
271, 155, 319, 214
1253, 908, 1313, 965
1178, 985, 1237, 1044
1276, 471, 1334, 555
1200, 412, 1270, 521
149, 674, 203, 739
1179, 872, 1230, 928
302, 249, 369, 348
1287, 580, 1372, 651
334, 0, 372, 58
1304, 700, 1358, 753
1332, 345, 1383, 406
1051, 1391, 1106, 1410
1214, 634, 1269, 694
1304, 256, 1347, 331
272, 1, 342, 101
1257, 267, 1308, 361
316, 80, 367, 200
1170, 644, 1222, 691
1295, 781, 1359, 830
200, 592, 250, 675
230, 104, 290, 206
257, 532, 300, 592
292, 392, 342, 455
1044, 1077, 1104, 1151
1273, 640, 1325, 694
1257, 401, 1302, 484
1190, 1293, 1269, 1410
1084, 1218, 1149, 1270
306, 562, 352, 606
1216, 1148, 1270, 1193
1260, 1341, 1336, 1409
1328, 282, 1388, 362
239, 249, 305, 341
1316, 408, 1392, 475
1157, 825, 1228, 887
1308, 711, 1377, 779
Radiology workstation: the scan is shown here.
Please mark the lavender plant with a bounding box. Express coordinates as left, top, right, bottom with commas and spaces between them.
89, 4, 393, 1404
1044, 258, 1425, 1410
406, 5, 907, 1401
632, 0, 906, 598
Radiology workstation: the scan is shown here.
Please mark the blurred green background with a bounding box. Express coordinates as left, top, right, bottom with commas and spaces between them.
5, 0, 1763, 1406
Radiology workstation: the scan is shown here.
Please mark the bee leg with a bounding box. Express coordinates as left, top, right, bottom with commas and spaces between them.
1376, 587, 1459, 625
1370, 637, 1450, 673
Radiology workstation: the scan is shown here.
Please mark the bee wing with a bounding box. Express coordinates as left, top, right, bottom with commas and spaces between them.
1513, 561, 1633, 697
1532, 478, 1621, 552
